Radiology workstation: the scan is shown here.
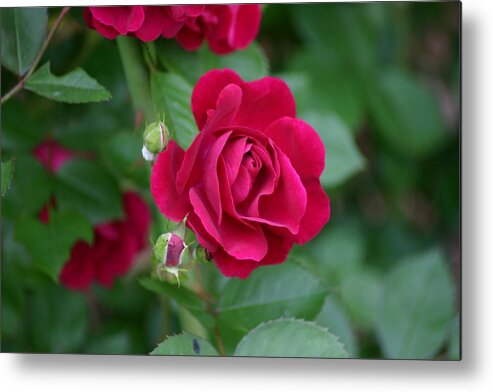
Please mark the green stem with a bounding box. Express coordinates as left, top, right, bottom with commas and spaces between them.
116, 36, 156, 124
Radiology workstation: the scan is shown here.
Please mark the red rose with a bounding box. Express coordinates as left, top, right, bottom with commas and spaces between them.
151, 69, 330, 278
176, 5, 262, 54
83, 5, 261, 54
34, 140, 151, 290
59, 192, 151, 290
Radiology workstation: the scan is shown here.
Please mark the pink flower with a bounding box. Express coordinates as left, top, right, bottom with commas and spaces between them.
83, 5, 261, 54
151, 69, 330, 278
33, 140, 151, 290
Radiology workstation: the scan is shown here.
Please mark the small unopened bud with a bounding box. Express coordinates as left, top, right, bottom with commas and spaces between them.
142, 121, 169, 161
193, 245, 213, 264
154, 232, 188, 285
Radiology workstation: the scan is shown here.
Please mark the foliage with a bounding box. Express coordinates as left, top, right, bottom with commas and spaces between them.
1, 4, 459, 359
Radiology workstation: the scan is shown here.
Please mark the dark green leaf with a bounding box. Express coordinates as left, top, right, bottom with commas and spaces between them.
367, 68, 446, 158
54, 159, 123, 224
0, 7, 47, 75
376, 248, 455, 359
315, 296, 358, 356
15, 209, 93, 282
150, 332, 218, 356
302, 112, 366, 187
234, 318, 349, 358
25, 62, 112, 103
140, 277, 215, 329
2, 156, 52, 220
26, 285, 89, 353
218, 261, 327, 335
150, 71, 197, 149
1, 158, 15, 196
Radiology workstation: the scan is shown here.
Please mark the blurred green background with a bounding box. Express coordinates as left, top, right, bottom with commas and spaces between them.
1, 3, 460, 359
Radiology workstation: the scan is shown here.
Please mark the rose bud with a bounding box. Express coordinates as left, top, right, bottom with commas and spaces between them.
153, 231, 188, 284
142, 120, 169, 162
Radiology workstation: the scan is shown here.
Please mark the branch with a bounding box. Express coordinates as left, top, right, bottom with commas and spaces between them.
1, 7, 71, 105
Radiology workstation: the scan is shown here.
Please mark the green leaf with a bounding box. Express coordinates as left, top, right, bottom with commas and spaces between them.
367, 68, 446, 158
150, 332, 219, 356
340, 270, 382, 331
54, 159, 123, 225
0, 7, 48, 75
302, 221, 366, 285
150, 71, 197, 149
1, 158, 15, 197
199, 42, 269, 81
15, 210, 93, 282
302, 112, 366, 187
376, 248, 455, 359
315, 296, 358, 357
26, 284, 89, 353
2, 156, 52, 220
140, 277, 215, 329
234, 318, 349, 358
218, 261, 327, 335
25, 62, 112, 103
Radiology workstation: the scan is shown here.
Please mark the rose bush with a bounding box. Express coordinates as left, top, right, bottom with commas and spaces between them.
34, 140, 151, 290
151, 69, 330, 278
84, 5, 261, 54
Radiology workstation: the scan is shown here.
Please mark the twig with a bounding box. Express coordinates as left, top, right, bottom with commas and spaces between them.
1, 7, 70, 105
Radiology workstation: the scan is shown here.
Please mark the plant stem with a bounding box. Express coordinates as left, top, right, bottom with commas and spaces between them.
1, 7, 70, 105
214, 325, 227, 356
116, 36, 156, 125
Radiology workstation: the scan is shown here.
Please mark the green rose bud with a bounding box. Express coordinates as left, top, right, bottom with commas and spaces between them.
142, 120, 169, 161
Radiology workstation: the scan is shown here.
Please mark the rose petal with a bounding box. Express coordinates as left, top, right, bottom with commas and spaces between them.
190, 186, 268, 261
294, 178, 330, 245
253, 149, 307, 234
192, 69, 244, 130
134, 6, 167, 42
264, 117, 325, 179
95, 227, 138, 287
90, 6, 145, 34
175, 24, 205, 51
59, 241, 96, 291
234, 76, 296, 133
229, 5, 262, 49
122, 192, 151, 250
151, 141, 190, 222
203, 130, 232, 220
213, 232, 293, 278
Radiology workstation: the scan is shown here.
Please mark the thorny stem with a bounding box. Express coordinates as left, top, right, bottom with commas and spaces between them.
1, 7, 71, 105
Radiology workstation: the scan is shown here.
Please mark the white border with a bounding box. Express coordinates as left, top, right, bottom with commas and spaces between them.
2, 0, 492, 391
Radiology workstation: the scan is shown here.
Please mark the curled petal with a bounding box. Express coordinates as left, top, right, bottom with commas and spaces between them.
151, 141, 190, 222
264, 117, 325, 180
